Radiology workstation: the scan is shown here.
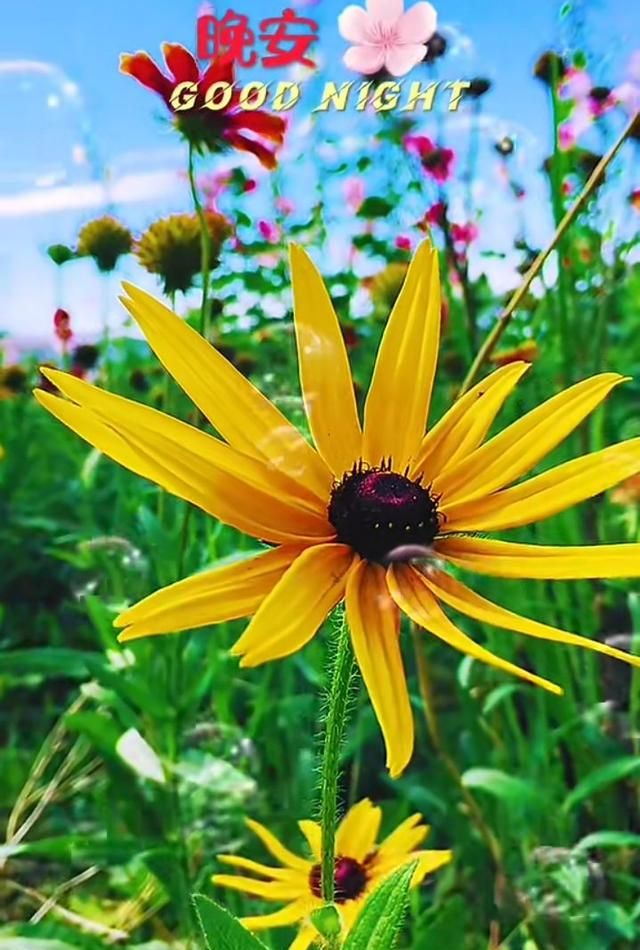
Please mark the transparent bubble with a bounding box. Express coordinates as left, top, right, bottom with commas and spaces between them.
0, 60, 101, 194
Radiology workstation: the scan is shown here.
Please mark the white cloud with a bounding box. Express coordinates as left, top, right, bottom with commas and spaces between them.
0, 169, 183, 218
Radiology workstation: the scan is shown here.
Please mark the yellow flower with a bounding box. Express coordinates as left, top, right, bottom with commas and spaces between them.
212, 798, 451, 949
77, 215, 133, 272
365, 261, 409, 314
35, 241, 640, 777
135, 212, 232, 295
0, 364, 28, 399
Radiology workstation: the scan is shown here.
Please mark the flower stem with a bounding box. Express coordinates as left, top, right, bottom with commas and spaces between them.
458, 111, 638, 395
320, 614, 355, 909
186, 144, 212, 338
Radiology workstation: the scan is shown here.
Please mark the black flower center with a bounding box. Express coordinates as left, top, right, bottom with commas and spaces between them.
309, 856, 368, 902
328, 460, 441, 564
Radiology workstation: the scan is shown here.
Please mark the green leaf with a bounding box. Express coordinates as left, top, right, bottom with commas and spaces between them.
342, 860, 417, 950
311, 904, 342, 939
0, 942, 80, 950
461, 768, 543, 808
574, 831, 640, 852
562, 756, 640, 811
0, 648, 104, 679
192, 894, 268, 950
415, 894, 468, 946
0, 834, 147, 864
357, 197, 393, 219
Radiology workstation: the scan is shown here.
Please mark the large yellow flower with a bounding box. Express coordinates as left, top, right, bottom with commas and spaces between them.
212, 798, 451, 949
35, 241, 640, 777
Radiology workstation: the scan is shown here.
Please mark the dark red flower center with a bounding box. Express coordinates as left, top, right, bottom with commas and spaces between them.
309, 856, 368, 902
328, 461, 441, 564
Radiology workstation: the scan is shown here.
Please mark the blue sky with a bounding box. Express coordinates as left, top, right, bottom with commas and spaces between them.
0, 0, 638, 347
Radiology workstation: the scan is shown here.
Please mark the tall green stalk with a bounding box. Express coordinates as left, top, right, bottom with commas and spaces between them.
319, 615, 355, 913
186, 143, 213, 338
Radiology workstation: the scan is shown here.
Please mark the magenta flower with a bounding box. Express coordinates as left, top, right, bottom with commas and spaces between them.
395, 235, 413, 250
258, 220, 281, 243
338, 0, 437, 77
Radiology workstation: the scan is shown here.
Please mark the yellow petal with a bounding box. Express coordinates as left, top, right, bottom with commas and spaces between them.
436, 537, 640, 579
42, 367, 325, 513
420, 567, 640, 672
336, 799, 382, 861
345, 560, 414, 778
363, 241, 440, 470
34, 390, 209, 514
290, 928, 318, 950
339, 901, 362, 933
442, 438, 640, 532
240, 898, 316, 931
290, 244, 361, 475
234, 545, 354, 666
217, 855, 300, 881
245, 818, 311, 871
36, 383, 332, 546
410, 362, 530, 479
116, 546, 301, 642
387, 565, 562, 694
120, 282, 332, 500
298, 820, 321, 861
212, 874, 305, 900
376, 814, 428, 858
434, 373, 627, 505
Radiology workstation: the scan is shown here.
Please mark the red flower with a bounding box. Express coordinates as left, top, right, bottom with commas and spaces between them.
404, 135, 455, 183
120, 43, 286, 169
53, 308, 73, 343
450, 222, 479, 246
424, 200, 447, 228
395, 235, 413, 251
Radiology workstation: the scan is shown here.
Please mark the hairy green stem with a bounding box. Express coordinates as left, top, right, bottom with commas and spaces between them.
320, 616, 355, 909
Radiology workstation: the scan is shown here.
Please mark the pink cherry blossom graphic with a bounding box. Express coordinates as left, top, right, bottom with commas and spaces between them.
338, 0, 437, 78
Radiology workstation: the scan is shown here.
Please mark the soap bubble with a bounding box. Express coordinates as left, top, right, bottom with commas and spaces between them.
0, 60, 101, 194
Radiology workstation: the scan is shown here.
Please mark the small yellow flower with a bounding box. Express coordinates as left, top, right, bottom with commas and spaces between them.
611, 473, 640, 506
0, 365, 27, 400
365, 262, 409, 314
135, 212, 232, 295
212, 799, 451, 949
490, 340, 540, 366
77, 216, 133, 272
35, 241, 640, 778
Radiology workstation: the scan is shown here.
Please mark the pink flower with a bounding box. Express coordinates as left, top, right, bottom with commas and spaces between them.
275, 196, 296, 215
395, 235, 412, 250
559, 67, 592, 101
258, 220, 281, 243
451, 222, 479, 246
343, 176, 366, 212
338, 0, 437, 78
558, 101, 593, 151
613, 51, 640, 116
